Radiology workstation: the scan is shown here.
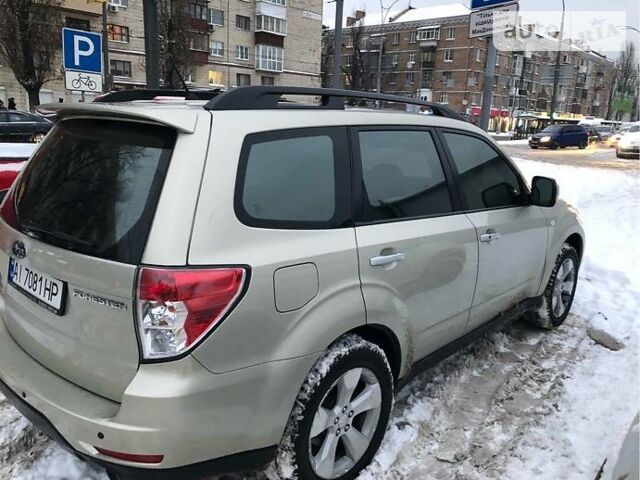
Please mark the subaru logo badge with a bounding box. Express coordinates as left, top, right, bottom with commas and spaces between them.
12, 240, 26, 259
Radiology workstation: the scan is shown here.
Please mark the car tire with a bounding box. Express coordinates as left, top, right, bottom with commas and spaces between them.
530, 146, 538, 149
550, 142, 559, 150
525, 243, 579, 330
268, 335, 394, 480
579, 140, 588, 149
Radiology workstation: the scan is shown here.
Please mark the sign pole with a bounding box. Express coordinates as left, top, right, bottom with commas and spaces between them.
331, 0, 344, 88
101, 1, 111, 92
143, 0, 160, 89
479, 36, 497, 131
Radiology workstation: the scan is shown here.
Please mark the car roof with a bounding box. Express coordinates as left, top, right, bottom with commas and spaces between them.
40, 100, 480, 136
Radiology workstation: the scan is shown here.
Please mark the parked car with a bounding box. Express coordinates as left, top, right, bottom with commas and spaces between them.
594, 125, 614, 142
0, 111, 52, 143
0, 87, 585, 480
0, 142, 36, 195
608, 123, 640, 148
584, 126, 602, 144
616, 131, 640, 159
529, 124, 589, 149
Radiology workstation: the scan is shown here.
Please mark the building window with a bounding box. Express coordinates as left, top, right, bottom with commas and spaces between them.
236, 15, 251, 30
188, 33, 208, 51
210, 40, 224, 56
446, 27, 455, 39
476, 48, 482, 62
392, 32, 400, 44
209, 70, 224, 85
422, 50, 434, 63
391, 53, 399, 66
255, 44, 284, 72
107, 24, 129, 42
66, 17, 90, 31
261, 75, 275, 85
261, 0, 286, 5
188, 2, 208, 20
442, 71, 453, 88
209, 9, 224, 25
440, 92, 449, 104
408, 52, 416, 64
406, 72, 415, 83
237, 73, 251, 86
344, 54, 353, 66
110, 59, 131, 77
108, 0, 128, 7
417, 27, 439, 41
236, 45, 250, 60
444, 49, 453, 62
256, 15, 287, 35
409, 31, 417, 43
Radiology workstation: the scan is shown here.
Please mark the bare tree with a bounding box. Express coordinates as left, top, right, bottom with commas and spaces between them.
343, 15, 374, 94
321, 26, 331, 88
608, 41, 638, 121
158, 0, 192, 88
0, 0, 63, 110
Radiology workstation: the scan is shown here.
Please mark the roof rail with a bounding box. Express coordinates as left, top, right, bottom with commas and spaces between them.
203, 86, 466, 121
93, 89, 223, 103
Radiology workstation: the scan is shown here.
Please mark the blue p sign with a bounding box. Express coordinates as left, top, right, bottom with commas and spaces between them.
62, 28, 103, 74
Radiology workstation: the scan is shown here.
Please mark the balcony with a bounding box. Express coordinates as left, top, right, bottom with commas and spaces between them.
256, 0, 286, 20
63, 0, 102, 15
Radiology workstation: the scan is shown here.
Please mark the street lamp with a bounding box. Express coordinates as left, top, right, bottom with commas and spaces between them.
549, 0, 566, 125
375, 0, 403, 94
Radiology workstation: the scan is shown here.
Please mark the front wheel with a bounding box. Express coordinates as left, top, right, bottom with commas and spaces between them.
525, 243, 579, 329
579, 140, 588, 149
269, 335, 394, 480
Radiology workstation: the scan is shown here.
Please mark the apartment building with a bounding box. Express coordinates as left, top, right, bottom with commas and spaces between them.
0, 0, 322, 108
206, 0, 322, 88
324, 3, 615, 129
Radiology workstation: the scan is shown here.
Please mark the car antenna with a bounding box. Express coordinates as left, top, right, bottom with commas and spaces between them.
167, 56, 196, 100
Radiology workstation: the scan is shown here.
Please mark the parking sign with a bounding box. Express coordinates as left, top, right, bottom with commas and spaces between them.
62, 28, 103, 74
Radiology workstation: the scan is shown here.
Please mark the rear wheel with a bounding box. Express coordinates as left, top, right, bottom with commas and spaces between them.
526, 243, 579, 329
269, 335, 393, 480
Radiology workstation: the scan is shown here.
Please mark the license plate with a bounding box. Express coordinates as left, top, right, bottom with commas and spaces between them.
8, 258, 67, 315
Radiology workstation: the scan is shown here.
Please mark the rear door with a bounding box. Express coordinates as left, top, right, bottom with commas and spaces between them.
439, 130, 547, 331
352, 127, 478, 360
0, 118, 177, 401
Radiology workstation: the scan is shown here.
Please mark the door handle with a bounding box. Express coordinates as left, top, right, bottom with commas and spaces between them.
370, 252, 405, 267
480, 229, 502, 243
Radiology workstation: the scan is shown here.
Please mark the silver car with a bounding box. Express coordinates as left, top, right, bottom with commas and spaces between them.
0, 87, 584, 480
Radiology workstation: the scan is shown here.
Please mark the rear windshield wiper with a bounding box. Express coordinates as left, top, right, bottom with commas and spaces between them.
20, 223, 93, 247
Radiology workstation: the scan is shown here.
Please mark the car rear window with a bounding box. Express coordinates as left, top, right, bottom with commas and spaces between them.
13, 119, 176, 264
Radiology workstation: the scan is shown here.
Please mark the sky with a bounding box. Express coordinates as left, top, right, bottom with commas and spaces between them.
322, 0, 640, 56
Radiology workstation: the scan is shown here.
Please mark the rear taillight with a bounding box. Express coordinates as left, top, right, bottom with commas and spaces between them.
136, 267, 247, 360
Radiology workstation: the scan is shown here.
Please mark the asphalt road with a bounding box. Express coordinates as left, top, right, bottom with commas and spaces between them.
499, 142, 639, 171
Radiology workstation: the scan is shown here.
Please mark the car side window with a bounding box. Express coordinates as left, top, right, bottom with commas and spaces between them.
7, 113, 27, 122
0, 113, 7, 123
237, 127, 349, 229
442, 132, 527, 211
357, 129, 453, 222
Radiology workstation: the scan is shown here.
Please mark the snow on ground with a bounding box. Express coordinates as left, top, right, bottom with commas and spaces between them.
0, 158, 638, 479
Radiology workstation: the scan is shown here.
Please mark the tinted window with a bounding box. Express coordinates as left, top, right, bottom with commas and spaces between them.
239, 131, 338, 225
14, 119, 175, 264
358, 130, 452, 221
541, 125, 563, 134
443, 132, 526, 210
7, 113, 29, 122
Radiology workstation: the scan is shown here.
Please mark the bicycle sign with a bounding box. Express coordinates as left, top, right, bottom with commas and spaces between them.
64, 70, 102, 93
62, 27, 103, 93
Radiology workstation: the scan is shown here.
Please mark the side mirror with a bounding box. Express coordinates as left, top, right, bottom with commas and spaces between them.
531, 176, 558, 207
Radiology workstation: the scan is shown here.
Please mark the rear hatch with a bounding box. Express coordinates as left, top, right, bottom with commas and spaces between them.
0, 118, 176, 401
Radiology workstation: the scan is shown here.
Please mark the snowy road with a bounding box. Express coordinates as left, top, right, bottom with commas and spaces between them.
1, 158, 638, 480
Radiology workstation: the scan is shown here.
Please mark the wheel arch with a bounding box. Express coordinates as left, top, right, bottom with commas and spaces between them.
565, 232, 584, 260
345, 324, 403, 382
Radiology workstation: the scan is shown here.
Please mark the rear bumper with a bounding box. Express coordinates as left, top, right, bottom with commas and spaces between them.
0, 378, 275, 478
618, 146, 640, 157
0, 314, 318, 474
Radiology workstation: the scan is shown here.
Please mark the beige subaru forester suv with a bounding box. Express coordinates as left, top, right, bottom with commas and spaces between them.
0, 87, 584, 480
